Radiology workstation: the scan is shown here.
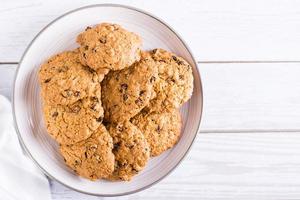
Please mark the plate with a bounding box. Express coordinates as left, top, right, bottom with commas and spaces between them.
13, 4, 203, 196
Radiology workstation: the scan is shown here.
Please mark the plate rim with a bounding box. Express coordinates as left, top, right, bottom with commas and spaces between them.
12, 3, 203, 197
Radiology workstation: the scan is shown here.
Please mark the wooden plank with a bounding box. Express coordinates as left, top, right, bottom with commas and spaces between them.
0, 65, 16, 99
51, 132, 300, 200
2, 62, 300, 131
201, 62, 300, 131
1, 0, 300, 62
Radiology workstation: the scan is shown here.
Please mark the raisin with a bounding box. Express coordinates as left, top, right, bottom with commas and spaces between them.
90, 105, 97, 111
172, 55, 178, 62
139, 90, 145, 96
91, 97, 99, 102
156, 126, 161, 133
150, 76, 156, 83
99, 37, 106, 44
135, 98, 143, 106
120, 83, 128, 91
44, 78, 51, 83
123, 94, 128, 101
74, 159, 81, 165
141, 107, 150, 115
167, 78, 175, 83
74, 91, 80, 97
116, 125, 123, 132
58, 66, 68, 73
159, 59, 167, 63
152, 49, 158, 54
52, 111, 58, 118
132, 167, 139, 173
70, 105, 81, 113
177, 60, 185, 65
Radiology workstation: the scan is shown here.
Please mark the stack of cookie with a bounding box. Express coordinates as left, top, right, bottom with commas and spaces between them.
38, 23, 194, 181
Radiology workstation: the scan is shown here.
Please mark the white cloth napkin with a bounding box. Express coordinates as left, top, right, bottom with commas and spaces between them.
0, 95, 51, 200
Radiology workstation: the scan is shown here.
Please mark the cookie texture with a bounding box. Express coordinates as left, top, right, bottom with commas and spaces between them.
145, 49, 194, 111
39, 50, 100, 106
132, 107, 182, 156
107, 121, 150, 181
60, 124, 115, 180
77, 23, 142, 71
37, 22, 194, 182
43, 94, 104, 145
101, 56, 158, 123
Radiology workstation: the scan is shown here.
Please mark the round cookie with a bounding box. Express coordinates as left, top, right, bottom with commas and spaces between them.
101, 56, 158, 123
39, 50, 101, 106
43, 94, 104, 145
77, 23, 142, 71
146, 49, 194, 111
60, 124, 115, 180
131, 107, 182, 157
107, 121, 150, 181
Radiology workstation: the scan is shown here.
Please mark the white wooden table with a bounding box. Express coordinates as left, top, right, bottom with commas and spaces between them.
2, 0, 300, 199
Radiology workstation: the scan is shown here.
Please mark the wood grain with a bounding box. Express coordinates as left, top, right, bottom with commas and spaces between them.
201, 62, 300, 131
3, 63, 300, 131
50, 132, 300, 200
1, 0, 300, 62
0, 65, 16, 99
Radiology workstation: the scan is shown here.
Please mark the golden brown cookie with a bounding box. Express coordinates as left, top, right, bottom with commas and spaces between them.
145, 49, 194, 111
131, 107, 182, 156
39, 50, 101, 106
60, 124, 115, 180
107, 121, 150, 181
77, 23, 142, 71
43, 94, 104, 145
101, 56, 158, 123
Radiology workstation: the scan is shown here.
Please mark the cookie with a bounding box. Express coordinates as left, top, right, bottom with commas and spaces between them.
145, 49, 194, 111
43, 94, 104, 145
77, 23, 142, 72
101, 56, 158, 123
39, 50, 101, 106
131, 107, 182, 156
107, 121, 150, 181
60, 124, 115, 180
